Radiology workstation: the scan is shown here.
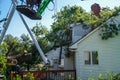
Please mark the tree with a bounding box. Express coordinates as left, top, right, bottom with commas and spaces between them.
47, 5, 89, 63
48, 5, 92, 47
0, 42, 9, 79
2, 34, 32, 70
31, 23, 48, 37
31, 23, 50, 53
3, 34, 22, 56
99, 6, 120, 39
0, 42, 9, 55
20, 34, 32, 52
19, 34, 32, 70
0, 54, 7, 73
47, 5, 120, 64
2, 32, 49, 71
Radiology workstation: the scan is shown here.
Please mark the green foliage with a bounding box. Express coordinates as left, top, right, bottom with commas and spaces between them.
47, 5, 120, 48
112, 6, 120, 17
31, 23, 49, 37
3, 34, 23, 56
5, 66, 12, 80
0, 42, 8, 54
26, 72, 34, 80
13, 74, 22, 80
89, 72, 120, 80
0, 5, 120, 75
20, 33, 32, 52
66, 74, 75, 80
100, 7, 113, 21
100, 18, 120, 40
113, 73, 120, 80
0, 54, 7, 74
2, 33, 49, 70
91, 6, 120, 39
31, 23, 50, 55
98, 73, 107, 80
37, 66, 47, 71
48, 5, 88, 48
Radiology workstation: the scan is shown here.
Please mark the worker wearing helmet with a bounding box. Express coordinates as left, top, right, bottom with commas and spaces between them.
26, 0, 42, 9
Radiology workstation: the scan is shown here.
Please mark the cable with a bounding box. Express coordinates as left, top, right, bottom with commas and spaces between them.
47, 0, 55, 11
0, 18, 7, 23
20, 0, 26, 5
4, 2, 13, 23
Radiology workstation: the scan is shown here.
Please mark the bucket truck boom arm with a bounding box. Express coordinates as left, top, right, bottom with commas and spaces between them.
0, 0, 49, 64
0, 3, 16, 44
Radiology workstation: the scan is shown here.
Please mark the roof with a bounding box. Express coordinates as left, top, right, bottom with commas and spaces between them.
69, 27, 100, 49
69, 14, 120, 49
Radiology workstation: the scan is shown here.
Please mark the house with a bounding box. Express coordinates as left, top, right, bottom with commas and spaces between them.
46, 23, 92, 70
46, 47, 75, 70
70, 23, 92, 43
69, 15, 120, 79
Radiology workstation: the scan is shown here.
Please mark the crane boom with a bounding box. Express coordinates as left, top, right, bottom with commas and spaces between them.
13, 0, 49, 64
0, 0, 49, 64
18, 12, 49, 64
0, 3, 16, 44
37, 0, 51, 17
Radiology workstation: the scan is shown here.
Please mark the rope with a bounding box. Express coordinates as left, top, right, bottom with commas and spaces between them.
20, 0, 26, 5
47, 0, 55, 11
53, 0, 57, 22
0, 18, 7, 23
0, 2, 12, 23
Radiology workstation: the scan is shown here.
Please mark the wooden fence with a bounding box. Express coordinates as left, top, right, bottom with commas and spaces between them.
11, 70, 76, 80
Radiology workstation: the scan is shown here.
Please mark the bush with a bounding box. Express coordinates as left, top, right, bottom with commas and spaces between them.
26, 72, 34, 80
113, 73, 120, 80
13, 74, 22, 80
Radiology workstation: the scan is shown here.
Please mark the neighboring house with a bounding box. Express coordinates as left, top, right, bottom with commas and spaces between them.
46, 47, 75, 70
69, 15, 120, 79
46, 23, 92, 70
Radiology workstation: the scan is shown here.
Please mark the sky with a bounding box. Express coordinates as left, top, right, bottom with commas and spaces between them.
0, 0, 120, 38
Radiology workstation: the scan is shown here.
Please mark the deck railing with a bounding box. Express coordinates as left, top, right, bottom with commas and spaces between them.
11, 70, 76, 80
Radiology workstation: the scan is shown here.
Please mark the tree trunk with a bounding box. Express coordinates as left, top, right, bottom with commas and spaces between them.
27, 64, 30, 71
58, 46, 62, 65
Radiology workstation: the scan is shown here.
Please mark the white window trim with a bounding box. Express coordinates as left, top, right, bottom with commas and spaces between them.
84, 51, 98, 65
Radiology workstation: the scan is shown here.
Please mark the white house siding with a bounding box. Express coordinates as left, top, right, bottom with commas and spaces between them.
75, 27, 120, 80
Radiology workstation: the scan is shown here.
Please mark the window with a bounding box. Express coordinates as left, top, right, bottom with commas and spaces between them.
92, 51, 99, 64
53, 58, 58, 64
84, 51, 99, 65
84, 51, 91, 64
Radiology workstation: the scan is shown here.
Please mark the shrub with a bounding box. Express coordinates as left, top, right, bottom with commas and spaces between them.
26, 72, 34, 80
113, 73, 120, 80
13, 74, 22, 80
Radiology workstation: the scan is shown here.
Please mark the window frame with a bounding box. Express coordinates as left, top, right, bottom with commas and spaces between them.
84, 51, 91, 65
84, 51, 99, 65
